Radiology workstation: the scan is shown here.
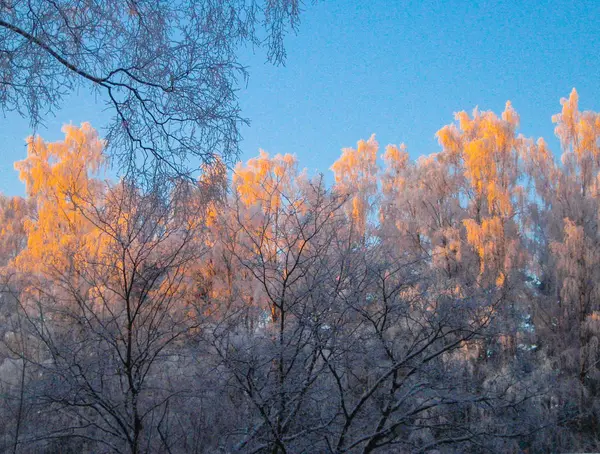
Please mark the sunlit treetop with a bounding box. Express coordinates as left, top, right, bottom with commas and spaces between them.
436, 101, 527, 288
233, 150, 298, 212
437, 101, 521, 219
331, 134, 379, 236
15, 123, 105, 199
552, 89, 600, 196
12, 123, 106, 272
381, 143, 410, 196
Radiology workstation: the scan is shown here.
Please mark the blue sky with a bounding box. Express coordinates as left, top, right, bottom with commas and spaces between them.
2, 0, 599, 196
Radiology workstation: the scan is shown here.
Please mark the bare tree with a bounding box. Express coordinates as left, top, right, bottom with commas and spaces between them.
8, 180, 209, 453
207, 174, 347, 452
0, 0, 301, 180
318, 232, 545, 453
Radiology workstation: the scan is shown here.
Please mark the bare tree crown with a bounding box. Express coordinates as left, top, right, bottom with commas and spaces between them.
0, 0, 300, 181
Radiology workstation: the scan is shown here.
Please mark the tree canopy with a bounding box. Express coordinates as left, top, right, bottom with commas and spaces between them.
2, 89, 600, 452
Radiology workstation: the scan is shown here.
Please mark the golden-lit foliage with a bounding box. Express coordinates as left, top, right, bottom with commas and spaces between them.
553, 88, 600, 162
2, 88, 600, 309
15, 123, 105, 199
2, 94, 600, 444
229, 150, 306, 273
233, 150, 298, 212
553, 88, 600, 196
438, 102, 521, 218
436, 102, 527, 287
6, 91, 600, 454
331, 134, 379, 236
381, 143, 409, 196
463, 217, 513, 286
13, 123, 106, 273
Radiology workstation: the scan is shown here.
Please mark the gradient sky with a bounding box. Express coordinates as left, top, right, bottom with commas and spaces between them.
2, 0, 599, 196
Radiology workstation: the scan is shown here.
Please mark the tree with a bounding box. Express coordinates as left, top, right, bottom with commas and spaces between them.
207, 151, 348, 452
0, 0, 302, 180
8, 180, 210, 453
0, 124, 215, 452
331, 134, 379, 239
436, 102, 527, 289
12, 122, 105, 274
528, 89, 600, 446
318, 234, 541, 453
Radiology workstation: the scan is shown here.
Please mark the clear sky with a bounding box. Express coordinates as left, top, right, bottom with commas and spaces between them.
2, 0, 599, 196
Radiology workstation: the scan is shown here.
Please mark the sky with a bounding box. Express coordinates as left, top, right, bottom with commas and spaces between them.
2, 0, 600, 196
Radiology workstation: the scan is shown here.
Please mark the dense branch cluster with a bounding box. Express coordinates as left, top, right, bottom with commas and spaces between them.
0, 0, 300, 181
1, 89, 600, 452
